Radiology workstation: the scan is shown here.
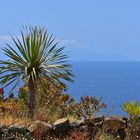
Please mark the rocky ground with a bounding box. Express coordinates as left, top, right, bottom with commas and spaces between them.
0, 116, 140, 140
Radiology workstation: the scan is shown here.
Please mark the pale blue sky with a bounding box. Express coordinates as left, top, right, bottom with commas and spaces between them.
0, 0, 140, 61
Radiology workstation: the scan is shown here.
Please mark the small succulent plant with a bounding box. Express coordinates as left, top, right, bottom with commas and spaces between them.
75, 96, 106, 120
122, 101, 140, 120
122, 101, 140, 138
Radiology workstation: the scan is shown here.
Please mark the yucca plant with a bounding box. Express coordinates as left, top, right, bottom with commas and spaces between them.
122, 101, 140, 138
122, 101, 140, 128
0, 26, 73, 118
122, 101, 140, 120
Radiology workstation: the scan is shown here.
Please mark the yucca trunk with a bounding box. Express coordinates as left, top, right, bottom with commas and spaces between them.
27, 78, 36, 119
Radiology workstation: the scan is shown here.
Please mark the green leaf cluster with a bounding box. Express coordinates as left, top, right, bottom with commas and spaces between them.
0, 26, 73, 94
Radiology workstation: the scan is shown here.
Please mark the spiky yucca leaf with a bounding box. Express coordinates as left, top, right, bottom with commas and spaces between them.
122, 101, 140, 117
0, 26, 73, 93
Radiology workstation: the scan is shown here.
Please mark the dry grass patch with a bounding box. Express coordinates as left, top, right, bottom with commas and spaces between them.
0, 115, 32, 127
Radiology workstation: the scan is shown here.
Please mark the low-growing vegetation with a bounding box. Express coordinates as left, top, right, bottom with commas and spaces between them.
0, 26, 139, 139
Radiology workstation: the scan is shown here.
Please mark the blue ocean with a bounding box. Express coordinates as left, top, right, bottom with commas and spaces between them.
4, 61, 140, 116
67, 61, 140, 116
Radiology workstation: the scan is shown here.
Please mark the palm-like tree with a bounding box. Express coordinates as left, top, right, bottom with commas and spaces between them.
0, 26, 73, 118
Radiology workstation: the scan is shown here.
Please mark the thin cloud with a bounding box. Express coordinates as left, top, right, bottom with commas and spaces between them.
0, 35, 22, 42
0, 36, 12, 42
59, 39, 90, 48
57, 39, 77, 46
0, 36, 77, 45
0, 36, 90, 49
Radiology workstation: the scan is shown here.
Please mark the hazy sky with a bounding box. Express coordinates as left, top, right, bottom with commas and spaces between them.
0, 0, 140, 61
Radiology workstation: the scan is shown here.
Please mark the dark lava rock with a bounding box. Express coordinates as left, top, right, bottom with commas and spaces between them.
28, 120, 52, 133
8, 124, 29, 135
67, 121, 98, 140
104, 117, 127, 140
92, 116, 105, 128
104, 117, 126, 130
53, 118, 71, 137
74, 119, 84, 126
28, 120, 52, 140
